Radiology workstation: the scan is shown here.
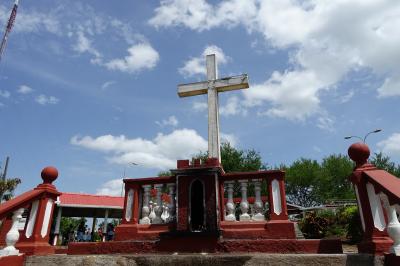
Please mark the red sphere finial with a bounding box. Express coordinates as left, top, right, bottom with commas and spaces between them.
348, 142, 370, 167
41, 166, 58, 184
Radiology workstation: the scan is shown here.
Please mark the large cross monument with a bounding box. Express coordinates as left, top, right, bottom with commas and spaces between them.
178, 54, 249, 162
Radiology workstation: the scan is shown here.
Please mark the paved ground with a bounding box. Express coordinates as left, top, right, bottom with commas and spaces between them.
25, 253, 384, 266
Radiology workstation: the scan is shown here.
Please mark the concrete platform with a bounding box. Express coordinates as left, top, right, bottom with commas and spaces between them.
25, 253, 385, 266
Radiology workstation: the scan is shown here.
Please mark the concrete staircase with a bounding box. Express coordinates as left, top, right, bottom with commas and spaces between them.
25, 254, 385, 266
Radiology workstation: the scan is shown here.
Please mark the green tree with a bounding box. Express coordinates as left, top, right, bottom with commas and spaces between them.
317, 154, 354, 201
193, 142, 266, 173
0, 178, 21, 202
285, 158, 321, 207
370, 152, 400, 177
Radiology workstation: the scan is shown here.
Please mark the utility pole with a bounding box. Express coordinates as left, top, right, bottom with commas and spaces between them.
0, 0, 19, 62
0, 156, 10, 201
1, 156, 9, 181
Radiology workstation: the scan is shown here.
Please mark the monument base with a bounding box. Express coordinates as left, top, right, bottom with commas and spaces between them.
220, 220, 296, 239
67, 238, 342, 255
16, 241, 55, 256
357, 237, 393, 255
114, 223, 172, 241
0, 254, 25, 266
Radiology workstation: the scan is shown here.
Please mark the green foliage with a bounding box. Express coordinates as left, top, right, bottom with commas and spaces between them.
343, 206, 363, 243
299, 206, 362, 242
285, 155, 354, 207
158, 171, 172, 176
0, 178, 21, 201
59, 217, 86, 244
318, 154, 354, 200
299, 212, 329, 239
371, 152, 400, 177
193, 142, 266, 173
285, 158, 321, 207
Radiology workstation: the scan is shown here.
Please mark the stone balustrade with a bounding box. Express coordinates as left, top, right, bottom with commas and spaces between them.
121, 175, 176, 226
220, 170, 288, 222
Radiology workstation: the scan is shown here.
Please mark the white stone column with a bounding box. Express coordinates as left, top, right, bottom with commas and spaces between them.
139, 185, 151, 224
152, 184, 163, 224
252, 179, 265, 221
380, 193, 400, 255
0, 208, 24, 256
239, 180, 250, 221
167, 183, 176, 222
53, 207, 62, 245
225, 181, 236, 221
366, 182, 386, 231
125, 189, 134, 222
102, 209, 109, 242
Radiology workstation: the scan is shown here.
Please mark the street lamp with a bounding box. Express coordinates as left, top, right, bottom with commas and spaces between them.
121, 162, 139, 196
344, 129, 382, 143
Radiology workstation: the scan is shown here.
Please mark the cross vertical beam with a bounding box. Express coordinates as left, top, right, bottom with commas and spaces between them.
206, 55, 221, 160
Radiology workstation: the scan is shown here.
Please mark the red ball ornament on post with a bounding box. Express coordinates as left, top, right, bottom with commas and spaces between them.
348, 142, 370, 167
41, 166, 58, 184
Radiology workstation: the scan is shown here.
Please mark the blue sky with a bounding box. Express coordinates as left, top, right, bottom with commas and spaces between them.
0, 0, 399, 196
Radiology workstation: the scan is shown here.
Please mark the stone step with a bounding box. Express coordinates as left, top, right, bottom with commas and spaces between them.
25, 253, 384, 266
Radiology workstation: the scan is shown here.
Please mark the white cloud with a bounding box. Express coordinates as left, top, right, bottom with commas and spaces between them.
149, 0, 258, 31
71, 129, 208, 170
316, 113, 335, 132
192, 101, 207, 112
377, 133, 400, 157
179, 45, 230, 78
35, 94, 59, 105
151, 0, 400, 121
73, 30, 101, 59
0, 5, 60, 34
220, 96, 247, 117
0, 90, 10, 98
101, 81, 116, 90
17, 85, 34, 94
220, 132, 238, 147
104, 43, 160, 74
96, 179, 123, 196
156, 115, 179, 127
340, 90, 355, 104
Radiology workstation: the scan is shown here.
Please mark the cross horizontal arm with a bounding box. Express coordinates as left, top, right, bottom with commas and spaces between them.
177, 74, 249, 98
177, 81, 209, 97
215, 74, 249, 93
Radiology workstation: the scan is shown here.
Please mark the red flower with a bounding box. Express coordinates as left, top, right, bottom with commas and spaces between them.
161, 193, 171, 204
150, 188, 157, 198
248, 197, 255, 204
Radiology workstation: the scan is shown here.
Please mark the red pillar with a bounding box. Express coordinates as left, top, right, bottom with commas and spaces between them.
348, 143, 392, 255
17, 167, 60, 255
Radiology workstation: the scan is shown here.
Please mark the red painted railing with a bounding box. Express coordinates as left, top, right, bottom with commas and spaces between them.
348, 142, 400, 258
0, 167, 60, 256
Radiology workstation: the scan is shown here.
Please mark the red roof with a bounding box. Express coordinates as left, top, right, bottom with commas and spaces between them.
58, 192, 124, 209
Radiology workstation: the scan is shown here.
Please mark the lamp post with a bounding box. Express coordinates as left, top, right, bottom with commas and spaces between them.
121, 162, 138, 196
344, 129, 382, 143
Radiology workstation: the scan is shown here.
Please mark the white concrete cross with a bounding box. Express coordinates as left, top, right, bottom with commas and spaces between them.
178, 54, 249, 162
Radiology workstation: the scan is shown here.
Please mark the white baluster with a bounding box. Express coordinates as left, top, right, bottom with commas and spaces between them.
161, 205, 169, 223
0, 208, 24, 256
148, 201, 156, 223
225, 181, 236, 221
139, 185, 151, 224
152, 184, 164, 224
239, 180, 250, 221
167, 183, 176, 222
380, 193, 400, 255
252, 179, 265, 221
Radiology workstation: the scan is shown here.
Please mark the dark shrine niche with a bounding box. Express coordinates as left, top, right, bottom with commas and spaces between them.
190, 179, 205, 232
